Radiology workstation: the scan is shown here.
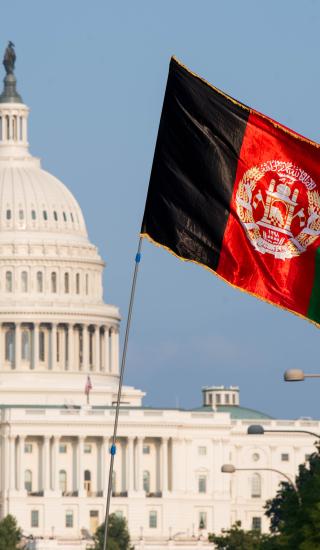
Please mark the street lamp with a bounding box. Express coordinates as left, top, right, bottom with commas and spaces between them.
247, 424, 320, 439
284, 369, 320, 382
221, 464, 296, 489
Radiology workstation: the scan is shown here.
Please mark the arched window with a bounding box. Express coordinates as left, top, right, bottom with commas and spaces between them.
64, 273, 69, 294
76, 273, 80, 294
25, 470, 32, 493
21, 271, 28, 292
84, 469, 91, 493
143, 470, 150, 493
51, 272, 57, 293
53, 211, 58, 221
5, 329, 14, 362
22, 330, 30, 360
39, 331, 45, 362
43, 210, 48, 220
19, 209, 24, 220
6, 209, 11, 220
6, 271, 12, 292
63, 212, 67, 222
251, 473, 262, 498
31, 210, 36, 220
37, 271, 43, 293
59, 470, 67, 493
89, 330, 93, 366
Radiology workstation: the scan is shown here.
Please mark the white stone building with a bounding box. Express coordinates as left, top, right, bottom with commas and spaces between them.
0, 55, 318, 549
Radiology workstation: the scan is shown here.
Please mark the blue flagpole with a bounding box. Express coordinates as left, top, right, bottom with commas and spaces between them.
102, 237, 143, 550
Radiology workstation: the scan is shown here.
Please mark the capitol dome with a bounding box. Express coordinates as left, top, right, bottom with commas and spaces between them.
0, 52, 143, 407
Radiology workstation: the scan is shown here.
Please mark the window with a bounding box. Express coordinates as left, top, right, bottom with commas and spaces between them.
143, 445, 150, 454
84, 443, 92, 454
232, 394, 236, 404
216, 394, 221, 405
70, 212, 74, 222
43, 210, 48, 220
89, 330, 93, 366
59, 470, 67, 493
6, 209, 11, 220
143, 470, 150, 493
31, 210, 36, 220
37, 271, 43, 292
208, 393, 212, 405
225, 394, 230, 404
84, 470, 91, 493
19, 209, 24, 220
149, 511, 157, 528
199, 511, 207, 529
112, 471, 116, 492
21, 271, 28, 292
85, 274, 89, 295
305, 454, 311, 462
24, 443, 33, 453
31, 510, 39, 528
63, 212, 67, 221
22, 330, 30, 360
39, 331, 45, 362
6, 271, 12, 292
51, 272, 57, 293
252, 517, 262, 532
25, 470, 32, 492
281, 453, 289, 462
198, 446, 207, 456
53, 211, 58, 221
198, 475, 207, 493
64, 272, 69, 293
65, 510, 73, 528
76, 273, 80, 294
5, 329, 14, 362
251, 473, 261, 498
252, 453, 260, 462
57, 330, 60, 362
59, 443, 67, 453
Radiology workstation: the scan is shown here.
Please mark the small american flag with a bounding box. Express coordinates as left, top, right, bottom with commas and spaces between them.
85, 375, 92, 395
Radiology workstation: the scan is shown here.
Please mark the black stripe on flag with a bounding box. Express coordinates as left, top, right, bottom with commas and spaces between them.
141, 58, 250, 270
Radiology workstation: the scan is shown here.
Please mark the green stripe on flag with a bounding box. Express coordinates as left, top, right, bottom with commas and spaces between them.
308, 247, 320, 324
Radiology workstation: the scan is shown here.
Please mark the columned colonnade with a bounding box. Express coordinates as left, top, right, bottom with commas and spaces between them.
1, 435, 172, 497
0, 322, 119, 373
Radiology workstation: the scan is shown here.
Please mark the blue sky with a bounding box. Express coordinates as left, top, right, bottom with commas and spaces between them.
1, 1, 320, 418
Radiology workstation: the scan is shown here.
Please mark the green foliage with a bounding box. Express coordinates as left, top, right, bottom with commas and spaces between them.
90, 513, 130, 550
0, 515, 22, 550
208, 521, 277, 550
264, 445, 320, 549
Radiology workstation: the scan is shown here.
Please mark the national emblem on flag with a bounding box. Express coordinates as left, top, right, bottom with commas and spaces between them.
141, 57, 320, 326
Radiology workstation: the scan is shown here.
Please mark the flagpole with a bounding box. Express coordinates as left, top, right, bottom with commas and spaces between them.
102, 237, 143, 550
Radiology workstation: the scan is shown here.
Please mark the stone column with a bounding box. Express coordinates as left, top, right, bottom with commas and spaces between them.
94, 325, 100, 371
162, 437, 169, 494
78, 436, 85, 496
32, 323, 39, 370
51, 323, 57, 371
15, 323, 21, 369
43, 436, 51, 492
110, 327, 119, 374
82, 325, 89, 370
9, 435, 16, 490
52, 436, 59, 492
104, 327, 110, 372
17, 435, 25, 491
68, 324, 74, 371
127, 437, 134, 493
136, 437, 143, 492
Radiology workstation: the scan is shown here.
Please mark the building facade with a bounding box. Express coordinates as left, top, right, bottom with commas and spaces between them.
0, 57, 318, 549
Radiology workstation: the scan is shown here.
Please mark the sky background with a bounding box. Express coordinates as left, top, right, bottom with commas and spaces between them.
1, 1, 320, 419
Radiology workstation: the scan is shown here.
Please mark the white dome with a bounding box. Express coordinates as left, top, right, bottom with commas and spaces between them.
0, 159, 88, 241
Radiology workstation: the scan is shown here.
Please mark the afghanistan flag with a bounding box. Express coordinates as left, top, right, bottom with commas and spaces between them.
141, 57, 320, 326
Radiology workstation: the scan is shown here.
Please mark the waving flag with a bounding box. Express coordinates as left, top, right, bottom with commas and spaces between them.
141, 57, 320, 326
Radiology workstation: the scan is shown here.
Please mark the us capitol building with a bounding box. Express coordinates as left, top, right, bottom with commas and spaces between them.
0, 48, 318, 550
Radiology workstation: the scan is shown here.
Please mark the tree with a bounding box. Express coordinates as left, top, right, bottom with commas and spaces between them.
264, 445, 320, 549
90, 514, 130, 550
0, 515, 22, 550
208, 521, 277, 550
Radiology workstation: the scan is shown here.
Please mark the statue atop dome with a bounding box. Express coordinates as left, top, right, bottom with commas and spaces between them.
3, 41, 16, 75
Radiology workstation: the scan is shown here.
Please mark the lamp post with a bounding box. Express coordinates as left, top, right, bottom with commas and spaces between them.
221, 464, 296, 490
247, 424, 320, 439
284, 369, 320, 382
